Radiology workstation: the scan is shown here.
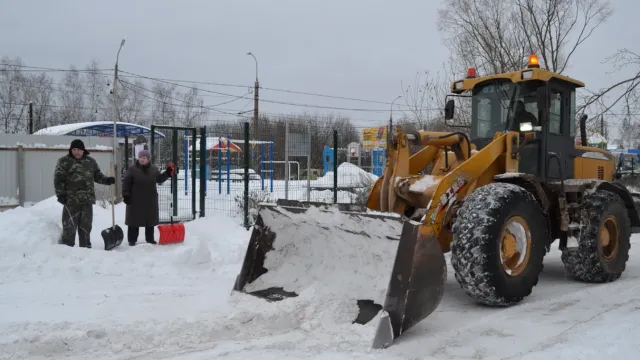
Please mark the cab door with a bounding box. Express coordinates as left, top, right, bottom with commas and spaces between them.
544, 80, 575, 181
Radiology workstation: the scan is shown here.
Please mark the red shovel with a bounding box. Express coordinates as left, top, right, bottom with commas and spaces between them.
158, 162, 185, 245
158, 217, 185, 245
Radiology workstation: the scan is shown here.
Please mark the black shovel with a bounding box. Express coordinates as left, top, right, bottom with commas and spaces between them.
101, 138, 124, 250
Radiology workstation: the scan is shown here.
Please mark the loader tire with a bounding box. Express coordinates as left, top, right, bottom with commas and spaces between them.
561, 190, 631, 283
451, 182, 548, 306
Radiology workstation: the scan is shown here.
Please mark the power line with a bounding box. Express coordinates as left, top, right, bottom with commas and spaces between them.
118, 78, 245, 118
12, 62, 636, 117
117, 69, 418, 107
5, 63, 640, 120
10, 64, 417, 108
8, 63, 419, 109
8, 64, 113, 73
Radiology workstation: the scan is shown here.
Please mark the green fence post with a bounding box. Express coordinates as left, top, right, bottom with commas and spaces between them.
172, 129, 178, 217
199, 126, 206, 218
191, 129, 197, 220
243, 122, 250, 229
333, 129, 338, 204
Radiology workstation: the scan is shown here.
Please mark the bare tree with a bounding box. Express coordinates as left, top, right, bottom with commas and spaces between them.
0, 56, 28, 133
119, 78, 149, 126
437, 0, 612, 74
150, 82, 177, 126
398, 58, 472, 132
399, 70, 440, 129
578, 49, 640, 127
58, 65, 86, 124
84, 59, 108, 122
515, 0, 612, 73
24, 72, 57, 131
178, 87, 205, 127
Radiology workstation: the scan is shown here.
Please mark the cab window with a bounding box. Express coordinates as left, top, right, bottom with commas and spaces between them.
549, 91, 562, 134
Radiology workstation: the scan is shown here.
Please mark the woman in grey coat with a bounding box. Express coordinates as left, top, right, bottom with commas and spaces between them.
121, 150, 174, 246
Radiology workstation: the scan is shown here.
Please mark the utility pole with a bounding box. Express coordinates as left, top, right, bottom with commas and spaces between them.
111, 38, 125, 210
247, 52, 259, 139
600, 115, 604, 135
113, 39, 125, 166
28, 102, 33, 134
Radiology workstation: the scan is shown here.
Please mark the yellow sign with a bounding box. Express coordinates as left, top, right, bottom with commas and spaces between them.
362, 126, 387, 149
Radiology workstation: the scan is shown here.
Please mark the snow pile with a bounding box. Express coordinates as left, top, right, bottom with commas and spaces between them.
314, 162, 378, 188
0, 197, 403, 358
3, 194, 640, 359
409, 175, 440, 192
0, 196, 256, 358
242, 205, 402, 324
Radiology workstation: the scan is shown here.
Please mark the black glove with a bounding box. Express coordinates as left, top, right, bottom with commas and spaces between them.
123, 195, 131, 205
166, 165, 175, 177
105, 177, 116, 185
57, 195, 66, 205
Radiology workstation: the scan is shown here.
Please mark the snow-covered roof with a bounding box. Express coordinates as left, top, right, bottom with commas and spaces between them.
33, 121, 166, 139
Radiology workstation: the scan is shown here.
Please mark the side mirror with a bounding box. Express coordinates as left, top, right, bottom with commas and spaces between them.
444, 99, 455, 120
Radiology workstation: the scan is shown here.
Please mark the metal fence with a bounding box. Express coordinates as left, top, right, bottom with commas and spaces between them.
0, 122, 384, 227
192, 120, 379, 227
149, 125, 200, 223
0, 134, 117, 210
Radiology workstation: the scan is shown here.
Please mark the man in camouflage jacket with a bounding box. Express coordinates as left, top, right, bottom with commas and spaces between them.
54, 139, 115, 248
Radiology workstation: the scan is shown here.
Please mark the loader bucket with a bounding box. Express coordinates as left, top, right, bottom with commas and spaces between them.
371, 221, 446, 349
233, 199, 446, 348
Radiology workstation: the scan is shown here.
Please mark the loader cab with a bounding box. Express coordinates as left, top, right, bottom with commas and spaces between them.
445, 55, 584, 182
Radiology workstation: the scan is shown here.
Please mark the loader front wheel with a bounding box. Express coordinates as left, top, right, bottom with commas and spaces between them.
561, 190, 631, 283
451, 182, 548, 306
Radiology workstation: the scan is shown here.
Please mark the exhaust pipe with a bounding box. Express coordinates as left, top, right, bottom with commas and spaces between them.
579, 114, 588, 146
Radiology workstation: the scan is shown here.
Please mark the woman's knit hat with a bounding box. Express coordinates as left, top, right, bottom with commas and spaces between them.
138, 150, 151, 160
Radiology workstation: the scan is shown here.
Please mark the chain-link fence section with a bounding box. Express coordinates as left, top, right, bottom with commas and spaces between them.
199, 122, 249, 220
150, 125, 199, 223
143, 120, 388, 227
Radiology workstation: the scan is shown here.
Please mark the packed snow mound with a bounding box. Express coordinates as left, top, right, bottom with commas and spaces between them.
244, 205, 402, 303
314, 162, 378, 187
0, 197, 394, 358
0, 196, 249, 271
4, 195, 640, 359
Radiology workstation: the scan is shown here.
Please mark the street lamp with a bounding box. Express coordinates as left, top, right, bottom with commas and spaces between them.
247, 52, 258, 81
111, 38, 125, 215
390, 95, 402, 123
112, 38, 125, 146
388, 95, 402, 148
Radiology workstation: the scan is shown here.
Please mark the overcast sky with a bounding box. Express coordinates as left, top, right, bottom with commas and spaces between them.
0, 0, 637, 132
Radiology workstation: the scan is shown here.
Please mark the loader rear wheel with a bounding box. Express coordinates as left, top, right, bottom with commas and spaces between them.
561, 190, 631, 282
451, 182, 548, 306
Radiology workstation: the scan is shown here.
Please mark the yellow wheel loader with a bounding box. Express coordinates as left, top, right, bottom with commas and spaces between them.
233, 54, 640, 349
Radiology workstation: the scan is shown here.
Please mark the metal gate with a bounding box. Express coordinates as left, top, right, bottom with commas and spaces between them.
150, 125, 205, 223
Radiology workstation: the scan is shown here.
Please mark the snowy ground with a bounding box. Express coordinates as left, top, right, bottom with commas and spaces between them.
1, 196, 640, 359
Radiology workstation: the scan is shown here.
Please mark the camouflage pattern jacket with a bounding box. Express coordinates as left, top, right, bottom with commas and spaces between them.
54, 154, 111, 205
